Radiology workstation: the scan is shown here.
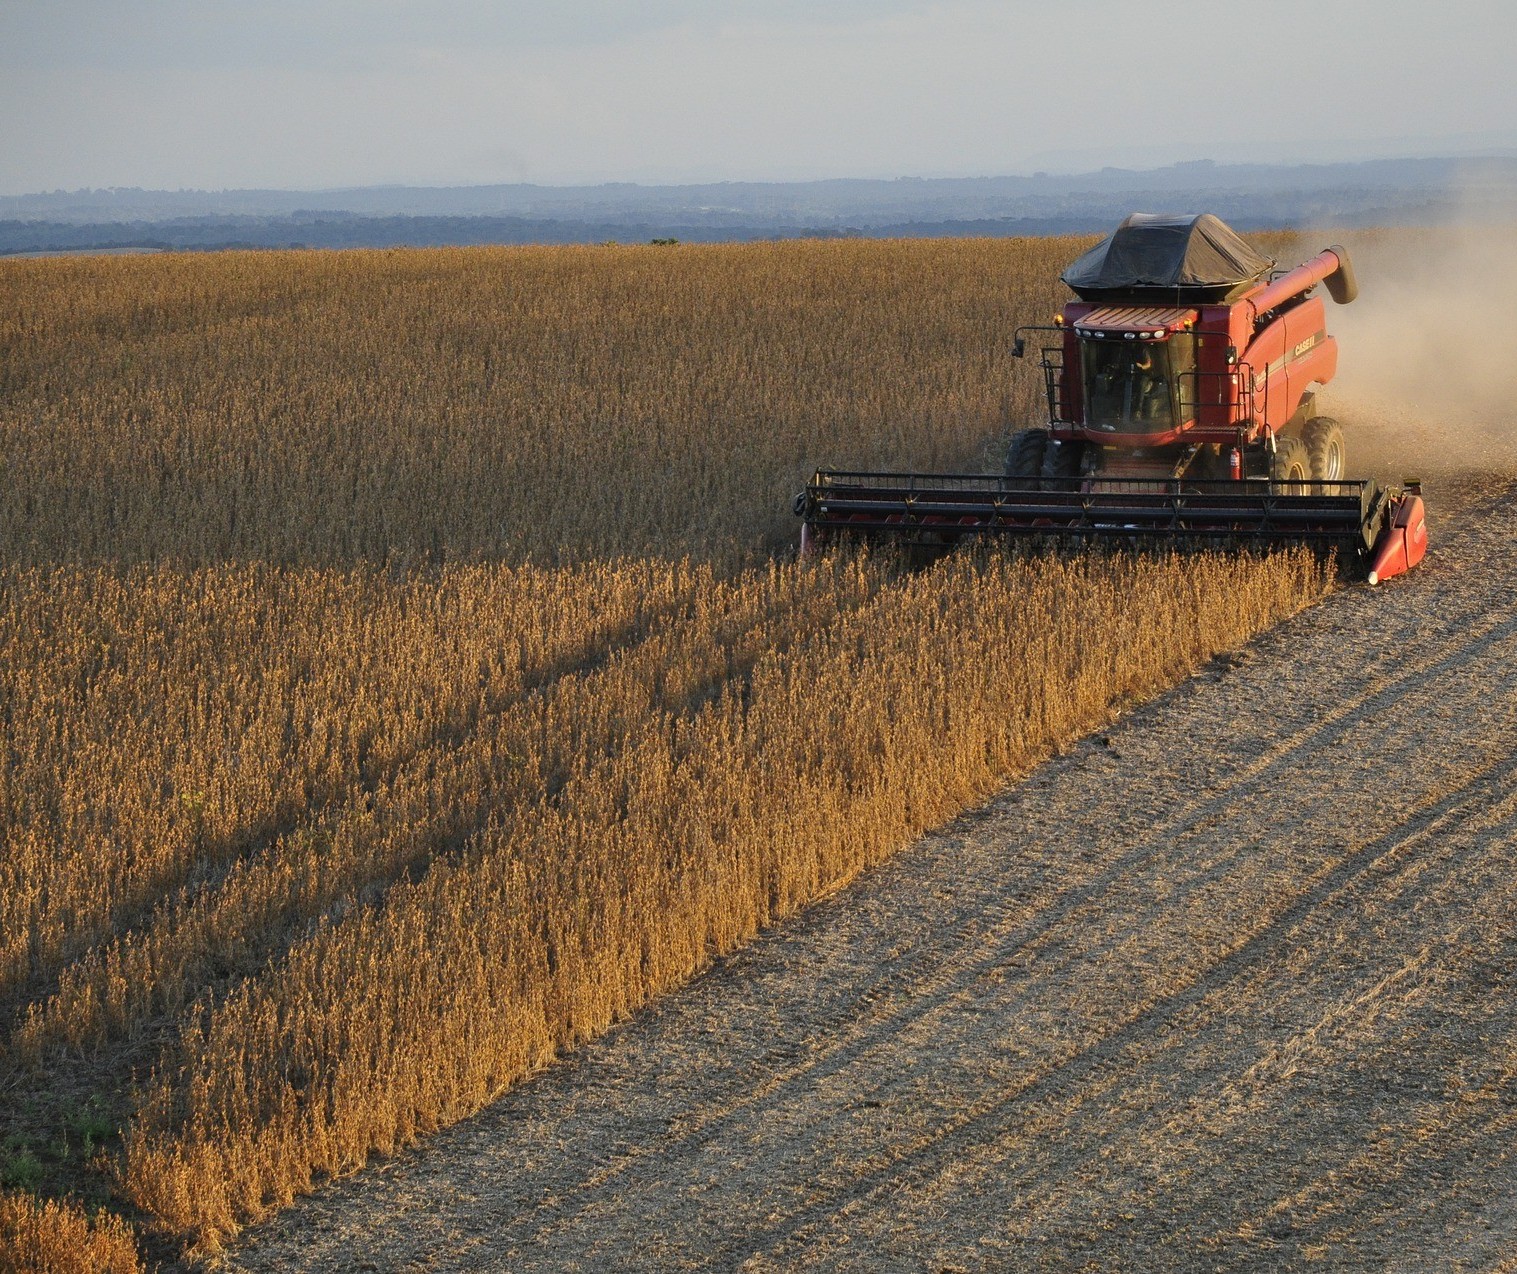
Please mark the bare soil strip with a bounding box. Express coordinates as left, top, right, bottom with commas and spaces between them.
227, 472, 1517, 1274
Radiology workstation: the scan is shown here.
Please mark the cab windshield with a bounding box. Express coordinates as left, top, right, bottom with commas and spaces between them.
1081, 338, 1176, 431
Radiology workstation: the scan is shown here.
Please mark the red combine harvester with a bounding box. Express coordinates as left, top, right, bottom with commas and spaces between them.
796, 214, 1427, 584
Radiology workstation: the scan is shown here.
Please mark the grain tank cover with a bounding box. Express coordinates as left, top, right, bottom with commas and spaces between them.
1061, 213, 1275, 303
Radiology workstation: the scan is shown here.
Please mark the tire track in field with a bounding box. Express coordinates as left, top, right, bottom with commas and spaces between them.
680, 751, 1517, 1272
226, 474, 1517, 1274
837, 768, 1517, 1271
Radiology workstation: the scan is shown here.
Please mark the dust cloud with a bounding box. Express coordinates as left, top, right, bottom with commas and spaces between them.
1314, 218, 1517, 486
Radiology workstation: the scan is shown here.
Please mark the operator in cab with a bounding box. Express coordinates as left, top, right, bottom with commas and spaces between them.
1133, 347, 1168, 423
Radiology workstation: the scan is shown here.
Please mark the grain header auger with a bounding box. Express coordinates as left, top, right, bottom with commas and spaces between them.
795, 214, 1428, 584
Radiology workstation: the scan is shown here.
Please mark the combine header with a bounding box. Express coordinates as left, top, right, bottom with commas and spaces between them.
796, 214, 1427, 583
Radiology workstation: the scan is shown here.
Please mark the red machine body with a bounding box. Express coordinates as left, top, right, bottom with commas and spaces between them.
1367, 490, 1429, 584
1054, 253, 1343, 449
797, 215, 1428, 584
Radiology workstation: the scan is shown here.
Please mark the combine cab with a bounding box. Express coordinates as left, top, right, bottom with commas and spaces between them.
796, 214, 1427, 583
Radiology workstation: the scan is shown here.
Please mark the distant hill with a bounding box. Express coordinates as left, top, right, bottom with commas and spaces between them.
3, 156, 1514, 256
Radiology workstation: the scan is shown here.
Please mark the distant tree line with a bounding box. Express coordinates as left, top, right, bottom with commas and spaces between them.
0, 185, 1488, 257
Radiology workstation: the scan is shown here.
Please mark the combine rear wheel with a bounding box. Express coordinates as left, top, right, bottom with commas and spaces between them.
1004, 429, 1048, 482
1303, 417, 1346, 480
1040, 438, 1086, 486
1271, 435, 1312, 492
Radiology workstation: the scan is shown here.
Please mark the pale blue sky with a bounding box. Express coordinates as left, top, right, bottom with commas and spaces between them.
3, 0, 1513, 194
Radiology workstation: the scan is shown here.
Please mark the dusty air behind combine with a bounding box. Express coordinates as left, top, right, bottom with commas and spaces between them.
796, 214, 1427, 584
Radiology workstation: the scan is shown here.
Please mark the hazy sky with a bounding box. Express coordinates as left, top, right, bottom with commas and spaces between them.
3, 0, 1514, 194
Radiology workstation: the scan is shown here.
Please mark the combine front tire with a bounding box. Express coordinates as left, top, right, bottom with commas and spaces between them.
1040, 438, 1085, 487
1271, 435, 1312, 492
1303, 417, 1346, 481
1004, 429, 1048, 482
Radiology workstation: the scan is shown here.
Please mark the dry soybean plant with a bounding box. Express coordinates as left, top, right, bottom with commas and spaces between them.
0, 1190, 143, 1274
0, 237, 1076, 568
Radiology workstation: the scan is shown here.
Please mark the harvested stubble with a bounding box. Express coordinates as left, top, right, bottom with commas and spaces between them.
0, 238, 1329, 1260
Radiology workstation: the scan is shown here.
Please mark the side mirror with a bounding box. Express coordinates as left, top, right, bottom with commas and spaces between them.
1012, 337, 1026, 359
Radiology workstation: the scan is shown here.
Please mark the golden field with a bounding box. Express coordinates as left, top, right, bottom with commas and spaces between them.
0, 237, 1325, 1265
0, 238, 1073, 568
